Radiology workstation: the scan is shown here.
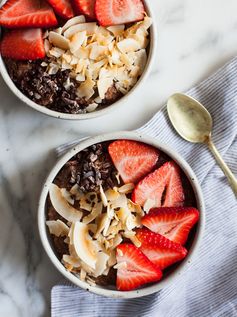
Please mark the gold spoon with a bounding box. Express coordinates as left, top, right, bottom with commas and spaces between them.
167, 93, 237, 196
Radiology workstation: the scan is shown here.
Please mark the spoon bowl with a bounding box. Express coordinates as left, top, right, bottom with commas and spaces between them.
167, 93, 237, 196
167, 93, 212, 143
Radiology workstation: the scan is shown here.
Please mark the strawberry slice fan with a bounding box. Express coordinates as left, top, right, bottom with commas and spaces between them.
0, 0, 58, 28
108, 140, 159, 184
0, 28, 46, 60
132, 161, 185, 208
116, 244, 162, 291
47, 0, 75, 19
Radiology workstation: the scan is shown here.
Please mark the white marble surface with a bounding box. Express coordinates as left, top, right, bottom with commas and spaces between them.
1, 0, 237, 316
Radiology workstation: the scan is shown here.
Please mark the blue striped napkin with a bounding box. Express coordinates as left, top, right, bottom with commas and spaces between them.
52, 58, 237, 317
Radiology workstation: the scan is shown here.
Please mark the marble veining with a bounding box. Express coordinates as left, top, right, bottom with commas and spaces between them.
1, 0, 237, 316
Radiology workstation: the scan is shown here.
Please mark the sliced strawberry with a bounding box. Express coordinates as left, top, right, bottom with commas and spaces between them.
73, 0, 96, 19
95, 0, 145, 26
116, 243, 162, 291
108, 140, 159, 184
142, 207, 199, 245
132, 161, 185, 208
0, 0, 58, 28
47, 0, 75, 19
136, 228, 187, 269
1, 28, 45, 60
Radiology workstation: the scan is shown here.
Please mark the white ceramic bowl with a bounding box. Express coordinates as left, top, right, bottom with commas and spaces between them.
0, 1, 156, 120
38, 131, 205, 298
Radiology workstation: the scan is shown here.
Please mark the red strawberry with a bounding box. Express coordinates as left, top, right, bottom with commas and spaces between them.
116, 243, 162, 291
73, 0, 96, 19
142, 207, 199, 245
1, 28, 45, 60
95, 0, 145, 26
132, 161, 185, 208
0, 0, 58, 28
108, 140, 159, 184
47, 0, 75, 19
136, 228, 187, 269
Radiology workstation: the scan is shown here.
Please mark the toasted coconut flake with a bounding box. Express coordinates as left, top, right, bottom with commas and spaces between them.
44, 39, 51, 53
102, 216, 111, 236
80, 260, 95, 274
94, 252, 109, 277
82, 202, 103, 224
41, 61, 48, 67
100, 185, 108, 207
130, 235, 142, 247
126, 215, 139, 230
86, 103, 98, 112
61, 188, 74, 205
80, 268, 87, 281
64, 22, 98, 38
62, 15, 86, 32
111, 193, 128, 209
96, 26, 111, 36
70, 184, 84, 200
73, 221, 98, 269
94, 213, 108, 238
62, 254, 81, 268
108, 250, 117, 267
106, 204, 115, 220
49, 184, 82, 222
80, 197, 92, 212
144, 198, 155, 213
117, 38, 140, 53
134, 49, 147, 73
97, 77, 113, 99
48, 63, 59, 75
46, 219, 69, 237
114, 261, 127, 270
107, 25, 125, 36
76, 74, 86, 82
105, 188, 120, 202
49, 31, 70, 50
76, 77, 95, 100
49, 47, 64, 58
90, 44, 107, 60
70, 31, 87, 53
118, 183, 135, 194
110, 234, 123, 250
73, 47, 90, 59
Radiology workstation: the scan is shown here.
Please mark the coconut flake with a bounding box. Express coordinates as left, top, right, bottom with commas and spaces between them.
73, 221, 97, 269
86, 103, 98, 112
69, 31, 87, 53
64, 23, 98, 38
144, 198, 155, 213
118, 183, 135, 194
94, 252, 109, 277
117, 38, 140, 53
49, 183, 82, 222
46, 219, 69, 237
62, 15, 86, 33
49, 32, 70, 50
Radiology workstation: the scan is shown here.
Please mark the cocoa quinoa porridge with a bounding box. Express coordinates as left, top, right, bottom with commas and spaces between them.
46, 140, 199, 291
0, 0, 152, 115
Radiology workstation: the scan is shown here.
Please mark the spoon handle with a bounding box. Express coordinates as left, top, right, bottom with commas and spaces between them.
207, 139, 237, 196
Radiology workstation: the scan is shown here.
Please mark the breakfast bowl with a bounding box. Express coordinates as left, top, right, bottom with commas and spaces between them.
38, 131, 205, 298
0, 0, 156, 120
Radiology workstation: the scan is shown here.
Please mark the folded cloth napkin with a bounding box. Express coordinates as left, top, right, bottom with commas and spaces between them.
52, 58, 237, 317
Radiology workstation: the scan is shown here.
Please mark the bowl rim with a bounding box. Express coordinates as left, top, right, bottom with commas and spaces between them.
0, 1, 157, 120
38, 131, 205, 299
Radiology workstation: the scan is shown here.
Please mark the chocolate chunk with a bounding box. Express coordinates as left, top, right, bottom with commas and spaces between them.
4, 58, 123, 114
